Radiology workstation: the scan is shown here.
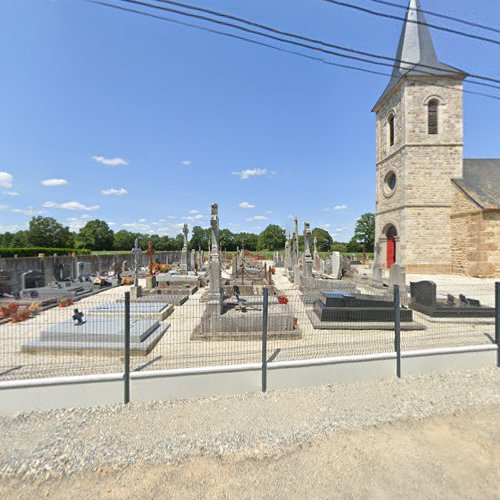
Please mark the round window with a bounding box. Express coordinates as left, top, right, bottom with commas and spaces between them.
383, 171, 397, 197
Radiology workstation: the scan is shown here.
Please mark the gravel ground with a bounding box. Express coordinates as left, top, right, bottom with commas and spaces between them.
0, 368, 498, 484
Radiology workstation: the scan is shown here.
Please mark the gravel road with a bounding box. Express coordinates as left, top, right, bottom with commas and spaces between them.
0, 367, 499, 496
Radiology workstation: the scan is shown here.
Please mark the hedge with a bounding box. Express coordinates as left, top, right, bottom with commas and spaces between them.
0, 247, 91, 258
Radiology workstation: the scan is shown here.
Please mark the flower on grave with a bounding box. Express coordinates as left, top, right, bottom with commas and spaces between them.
11, 307, 31, 323
153, 264, 169, 273
277, 295, 288, 305
0, 302, 20, 318
57, 296, 73, 308
121, 277, 134, 286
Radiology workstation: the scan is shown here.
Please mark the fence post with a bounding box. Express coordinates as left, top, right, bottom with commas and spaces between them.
124, 291, 131, 404
394, 284, 401, 378
262, 287, 269, 393
496, 282, 499, 368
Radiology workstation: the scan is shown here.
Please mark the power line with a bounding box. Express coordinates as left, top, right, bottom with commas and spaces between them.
108, 0, 500, 92
321, 0, 500, 46
368, 0, 500, 35
141, 0, 500, 87
88, 0, 500, 102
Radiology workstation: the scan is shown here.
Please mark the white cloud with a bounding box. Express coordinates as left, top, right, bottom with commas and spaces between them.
185, 214, 205, 221
232, 168, 267, 180
43, 201, 100, 211
228, 223, 240, 228
181, 160, 192, 167
41, 178, 69, 186
265, 210, 273, 214
92, 155, 128, 166
101, 187, 128, 196
167, 216, 176, 219
334, 204, 348, 211
239, 201, 255, 209
123, 222, 152, 232
0, 172, 13, 189
245, 215, 268, 222
1, 191, 19, 196
65, 216, 91, 231
188, 209, 200, 214
11, 207, 45, 216
107, 222, 116, 227
138, 218, 146, 222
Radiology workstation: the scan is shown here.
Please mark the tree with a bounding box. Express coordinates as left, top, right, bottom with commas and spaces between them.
331, 241, 348, 253
219, 229, 236, 251
189, 226, 211, 250
113, 230, 138, 251
257, 225, 286, 251
234, 232, 258, 251
352, 213, 375, 252
312, 227, 333, 252
27, 216, 73, 248
75, 220, 114, 250
346, 238, 364, 253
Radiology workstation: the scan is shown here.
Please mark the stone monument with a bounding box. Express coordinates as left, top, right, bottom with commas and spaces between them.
207, 203, 222, 315
131, 238, 143, 298
180, 223, 189, 273
145, 239, 156, 290
303, 222, 313, 278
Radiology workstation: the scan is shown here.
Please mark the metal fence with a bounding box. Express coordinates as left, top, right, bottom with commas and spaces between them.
0, 277, 498, 384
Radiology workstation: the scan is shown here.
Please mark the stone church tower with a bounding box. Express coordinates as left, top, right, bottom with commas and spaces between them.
373, 0, 467, 273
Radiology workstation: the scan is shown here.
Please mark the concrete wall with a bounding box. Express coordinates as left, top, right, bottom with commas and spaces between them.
0, 346, 496, 415
0, 252, 183, 293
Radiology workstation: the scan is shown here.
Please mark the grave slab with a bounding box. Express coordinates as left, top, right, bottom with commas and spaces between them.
22, 317, 169, 355
90, 302, 174, 321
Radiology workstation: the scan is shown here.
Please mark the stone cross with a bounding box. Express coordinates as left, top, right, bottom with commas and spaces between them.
182, 224, 189, 248
131, 238, 142, 287
210, 203, 219, 255
304, 222, 312, 258
313, 237, 318, 256
146, 239, 155, 277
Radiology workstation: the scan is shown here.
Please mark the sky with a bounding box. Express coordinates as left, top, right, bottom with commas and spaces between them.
0, 0, 499, 242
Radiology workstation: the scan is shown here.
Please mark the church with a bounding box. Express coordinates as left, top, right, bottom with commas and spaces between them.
373, 0, 500, 278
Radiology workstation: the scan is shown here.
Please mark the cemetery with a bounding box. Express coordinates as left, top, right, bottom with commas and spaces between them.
0, 200, 496, 382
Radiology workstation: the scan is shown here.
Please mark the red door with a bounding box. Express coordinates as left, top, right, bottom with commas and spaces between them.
386, 236, 396, 269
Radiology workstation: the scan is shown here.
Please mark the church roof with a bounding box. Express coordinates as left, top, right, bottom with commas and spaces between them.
453, 159, 500, 210
373, 0, 466, 111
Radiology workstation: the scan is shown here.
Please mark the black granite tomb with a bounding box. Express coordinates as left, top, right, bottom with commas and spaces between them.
314, 292, 414, 322
410, 281, 495, 318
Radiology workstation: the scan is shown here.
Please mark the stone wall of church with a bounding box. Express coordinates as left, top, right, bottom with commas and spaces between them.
451, 186, 500, 277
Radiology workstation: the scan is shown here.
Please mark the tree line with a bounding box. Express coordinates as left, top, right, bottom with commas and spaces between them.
0, 214, 374, 253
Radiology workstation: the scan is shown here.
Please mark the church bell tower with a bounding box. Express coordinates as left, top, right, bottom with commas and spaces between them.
373, 0, 466, 274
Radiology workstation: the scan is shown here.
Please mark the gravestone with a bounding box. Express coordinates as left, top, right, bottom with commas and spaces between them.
53, 255, 64, 281
131, 238, 143, 294
372, 241, 383, 284
191, 249, 196, 271
331, 251, 341, 279
207, 203, 222, 316
303, 222, 313, 278
389, 264, 406, 289
22, 270, 45, 289
145, 239, 156, 289
180, 224, 189, 273
410, 281, 436, 307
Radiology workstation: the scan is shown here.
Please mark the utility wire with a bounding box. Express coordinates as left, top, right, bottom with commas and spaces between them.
321, 0, 500, 46
109, 0, 500, 92
368, 0, 500, 35
88, 0, 500, 102
142, 0, 500, 86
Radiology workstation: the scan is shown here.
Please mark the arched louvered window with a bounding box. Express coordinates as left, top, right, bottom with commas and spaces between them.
388, 113, 395, 146
428, 99, 439, 135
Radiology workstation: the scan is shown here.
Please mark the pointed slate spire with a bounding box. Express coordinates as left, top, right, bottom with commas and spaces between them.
373, 0, 466, 110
